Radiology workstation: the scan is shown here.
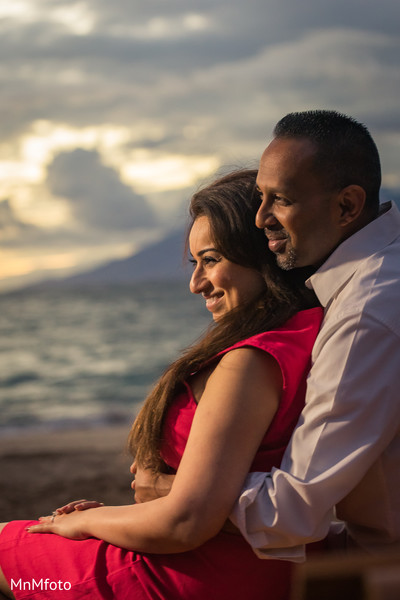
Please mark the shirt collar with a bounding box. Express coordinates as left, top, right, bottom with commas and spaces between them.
306, 202, 400, 307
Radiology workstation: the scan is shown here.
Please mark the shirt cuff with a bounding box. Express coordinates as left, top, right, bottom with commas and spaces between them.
230, 472, 306, 563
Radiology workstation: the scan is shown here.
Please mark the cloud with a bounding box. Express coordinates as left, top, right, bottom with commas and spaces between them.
0, 198, 22, 228
46, 148, 155, 231
0, 0, 399, 164
0, 199, 42, 245
1, 0, 400, 287
1, 0, 398, 141
0, 197, 87, 249
0, 195, 162, 289
130, 27, 400, 169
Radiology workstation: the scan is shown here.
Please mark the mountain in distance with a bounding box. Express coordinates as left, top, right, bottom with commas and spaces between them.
38, 228, 190, 288
15, 188, 400, 291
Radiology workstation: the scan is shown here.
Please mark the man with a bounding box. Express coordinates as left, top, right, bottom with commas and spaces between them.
134, 110, 400, 561
230, 110, 400, 560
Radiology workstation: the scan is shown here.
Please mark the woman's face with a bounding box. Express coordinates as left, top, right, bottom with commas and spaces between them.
189, 216, 266, 321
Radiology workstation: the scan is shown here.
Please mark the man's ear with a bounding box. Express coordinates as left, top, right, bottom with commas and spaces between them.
337, 185, 366, 227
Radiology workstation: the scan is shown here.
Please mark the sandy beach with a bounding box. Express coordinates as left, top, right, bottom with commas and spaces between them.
0, 425, 135, 522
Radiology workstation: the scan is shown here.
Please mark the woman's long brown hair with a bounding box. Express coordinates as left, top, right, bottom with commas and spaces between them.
128, 169, 317, 471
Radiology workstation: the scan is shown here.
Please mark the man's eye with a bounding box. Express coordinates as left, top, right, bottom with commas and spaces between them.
274, 195, 290, 205
254, 187, 263, 201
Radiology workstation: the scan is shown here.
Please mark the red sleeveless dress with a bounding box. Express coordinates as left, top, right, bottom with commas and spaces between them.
1, 308, 323, 600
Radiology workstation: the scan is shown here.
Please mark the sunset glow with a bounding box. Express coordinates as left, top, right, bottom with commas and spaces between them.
0, 0, 399, 290
121, 153, 220, 192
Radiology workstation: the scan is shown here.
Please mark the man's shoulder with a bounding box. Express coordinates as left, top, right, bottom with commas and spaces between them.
325, 244, 400, 337
360, 236, 400, 281
309, 205, 400, 309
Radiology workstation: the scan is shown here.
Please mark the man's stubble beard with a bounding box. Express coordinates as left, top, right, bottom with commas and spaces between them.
275, 246, 297, 271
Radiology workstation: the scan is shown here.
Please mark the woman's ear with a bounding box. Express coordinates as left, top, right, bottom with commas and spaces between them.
337, 185, 366, 227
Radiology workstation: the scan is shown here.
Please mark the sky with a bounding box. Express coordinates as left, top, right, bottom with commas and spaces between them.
1, 0, 400, 291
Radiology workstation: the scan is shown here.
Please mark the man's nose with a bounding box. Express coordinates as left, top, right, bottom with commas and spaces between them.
255, 200, 280, 230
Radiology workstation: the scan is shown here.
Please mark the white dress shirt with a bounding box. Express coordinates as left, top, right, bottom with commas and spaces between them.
230, 202, 400, 561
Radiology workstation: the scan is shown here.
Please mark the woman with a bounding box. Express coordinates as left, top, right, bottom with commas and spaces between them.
0, 170, 323, 600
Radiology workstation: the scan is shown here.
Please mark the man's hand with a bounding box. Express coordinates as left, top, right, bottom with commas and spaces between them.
130, 462, 175, 503
54, 499, 104, 514
222, 519, 241, 535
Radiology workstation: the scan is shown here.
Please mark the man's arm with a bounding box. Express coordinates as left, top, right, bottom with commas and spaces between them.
230, 313, 400, 560
131, 462, 175, 503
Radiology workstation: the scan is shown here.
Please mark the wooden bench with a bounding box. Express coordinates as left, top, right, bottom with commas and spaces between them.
291, 549, 400, 600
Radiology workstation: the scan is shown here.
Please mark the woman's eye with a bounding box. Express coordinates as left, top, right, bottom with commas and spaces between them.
189, 255, 221, 267
203, 256, 218, 265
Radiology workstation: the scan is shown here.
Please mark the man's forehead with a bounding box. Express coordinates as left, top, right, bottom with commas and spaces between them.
262, 136, 317, 162
257, 137, 318, 186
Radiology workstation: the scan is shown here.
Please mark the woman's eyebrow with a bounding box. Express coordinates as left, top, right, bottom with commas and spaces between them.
197, 247, 218, 256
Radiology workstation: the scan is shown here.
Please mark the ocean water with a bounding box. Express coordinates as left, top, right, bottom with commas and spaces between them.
0, 282, 210, 434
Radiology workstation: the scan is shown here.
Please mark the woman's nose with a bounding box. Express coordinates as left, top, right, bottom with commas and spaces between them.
190, 266, 208, 294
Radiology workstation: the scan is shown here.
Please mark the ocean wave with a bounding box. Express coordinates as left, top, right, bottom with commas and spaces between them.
0, 282, 209, 433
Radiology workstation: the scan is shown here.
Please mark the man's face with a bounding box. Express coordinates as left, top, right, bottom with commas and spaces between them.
255, 137, 344, 270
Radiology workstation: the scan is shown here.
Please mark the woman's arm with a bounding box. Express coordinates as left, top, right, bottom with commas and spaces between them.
29, 347, 282, 553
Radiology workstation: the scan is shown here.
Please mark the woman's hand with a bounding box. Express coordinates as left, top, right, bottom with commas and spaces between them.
27, 508, 96, 540
27, 501, 104, 539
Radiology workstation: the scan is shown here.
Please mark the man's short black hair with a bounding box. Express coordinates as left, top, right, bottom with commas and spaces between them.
273, 110, 381, 216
